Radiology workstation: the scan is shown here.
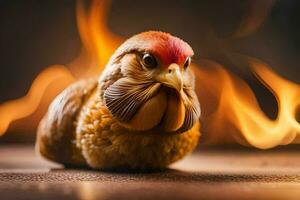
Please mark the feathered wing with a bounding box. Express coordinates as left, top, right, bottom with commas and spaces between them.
180, 86, 201, 132
104, 78, 162, 122
36, 78, 98, 166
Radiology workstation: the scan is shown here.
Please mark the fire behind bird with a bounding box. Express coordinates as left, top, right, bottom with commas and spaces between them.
37, 31, 201, 169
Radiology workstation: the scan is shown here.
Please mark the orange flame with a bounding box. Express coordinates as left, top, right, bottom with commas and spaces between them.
193, 58, 300, 149
0, 66, 75, 135
76, 0, 122, 72
0, 0, 123, 135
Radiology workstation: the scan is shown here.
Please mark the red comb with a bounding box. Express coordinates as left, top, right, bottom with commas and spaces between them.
132, 31, 194, 66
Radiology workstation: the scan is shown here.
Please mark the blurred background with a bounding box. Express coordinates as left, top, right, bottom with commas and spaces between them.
0, 0, 299, 144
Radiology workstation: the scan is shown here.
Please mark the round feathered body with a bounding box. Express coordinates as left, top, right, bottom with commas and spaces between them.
37, 31, 201, 170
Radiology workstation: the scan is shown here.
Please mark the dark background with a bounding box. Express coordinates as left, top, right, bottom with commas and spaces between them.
0, 0, 299, 142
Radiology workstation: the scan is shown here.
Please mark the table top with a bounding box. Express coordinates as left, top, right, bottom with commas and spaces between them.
0, 145, 299, 200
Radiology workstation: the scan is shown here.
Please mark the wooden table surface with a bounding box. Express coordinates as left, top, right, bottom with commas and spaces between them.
0, 145, 299, 200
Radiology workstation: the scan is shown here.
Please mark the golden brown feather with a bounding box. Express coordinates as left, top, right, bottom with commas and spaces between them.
36, 31, 201, 170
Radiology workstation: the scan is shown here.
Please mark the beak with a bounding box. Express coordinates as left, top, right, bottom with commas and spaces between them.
156, 64, 183, 93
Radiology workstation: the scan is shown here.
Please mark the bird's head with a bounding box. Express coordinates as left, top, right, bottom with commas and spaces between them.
99, 31, 200, 133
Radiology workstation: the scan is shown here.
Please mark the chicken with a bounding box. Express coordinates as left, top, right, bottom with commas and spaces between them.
37, 31, 201, 170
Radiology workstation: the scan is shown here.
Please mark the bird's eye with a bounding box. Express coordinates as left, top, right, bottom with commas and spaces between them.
184, 57, 191, 70
142, 53, 158, 68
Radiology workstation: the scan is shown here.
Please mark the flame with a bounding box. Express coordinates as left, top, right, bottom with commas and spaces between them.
193, 58, 300, 149
0, 0, 123, 136
0, 66, 75, 135
76, 0, 122, 72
